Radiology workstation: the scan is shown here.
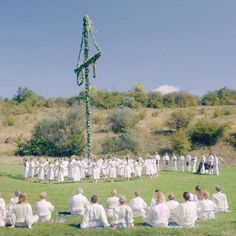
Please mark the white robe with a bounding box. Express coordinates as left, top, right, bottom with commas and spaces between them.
212, 192, 228, 212
165, 200, 179, 222
179, 156, 185, 172
9, 203, 38, 228
24, 161, 29, 179
191, 156, 197, 173
186, 155, 191, 173
172, 156, 178, 171
80, 203, 110, 228
0, 198, 6, 227
134, 162, 142, 177
171, 201, 197, 227
35, 199, 54, 222
106, 196, 119, 217
129, 197, 147, 217
111, 205, 134, 228
213, 156, 219, 176
47, 164, 54, 180
38, 163, 45, 180
145, 203, 170, 227
69, 194, 90, 216
107, 161, 117, 179
197, 199, 216, 220
28, 161, 35, 178
124, 164, 132, 178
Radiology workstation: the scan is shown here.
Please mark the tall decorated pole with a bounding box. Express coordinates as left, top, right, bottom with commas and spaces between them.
74, 15, 101, 159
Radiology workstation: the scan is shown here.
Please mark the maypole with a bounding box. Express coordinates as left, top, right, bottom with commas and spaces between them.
74, 15, 101, 159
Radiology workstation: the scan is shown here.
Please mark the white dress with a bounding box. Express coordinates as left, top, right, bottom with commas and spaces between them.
0, 198, 6, 227
124, 164, 132, 178
47, 164, 54, 180
129, 197, 147, 217
38, 163, 45, 180
24, 161, 29, 179
213, 156, 219, 176
108, 161, 117, 179
92, 163, 100, 180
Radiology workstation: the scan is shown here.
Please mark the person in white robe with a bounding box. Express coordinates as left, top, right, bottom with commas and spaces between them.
8, 191, 20, 215
197, 192, 216, 220
0, 194, 6, 227
23, 159, 29, 180
53, 159, 59, 179
171, 192, 197, 227
106, 189, 119, 217
124, 158, 132, 181
165, 193, 179, 223
208, 154, 215, 175
193, 185, 204, 203
47, 162, 54, 183
212, 185, 229, 212
91, 161, 100, 182
171, 155, 178, 171
9, 193, 38, 228
144, 158, 152, 177
57, 161, 66, 183
154, 153, 161, 172
80, 195, 110, 228
129, 191, 147, 218
199, 154, 206, 174
38, 161, 45, 182
145, 192, 170, 227
134, 160, 143, 180
150, 189, 161, 207
213, 155, 219, 176
186, 155, 191, 173
28, 158, 35, 181
191, 156, 198, 173
35, 192, 54, 222
179, 155, 185, 172
162, 153, 170, 171
69, 188, 90, 216
107, 158, 117, 182
111, 196, 134, 228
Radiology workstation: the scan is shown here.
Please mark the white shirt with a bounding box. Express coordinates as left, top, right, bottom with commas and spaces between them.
35, 199, 54, 217
145, 203, 170, 227
107, 196, 119, 209
111, 205, 134, 228
165, 200, 179, 221
0, 198, 6, 226
129, 196, 147, 217
81, 203, 110, 228
197, 199, 216, 220
212, 192, 228, 212
172, 201, 197, 227
69, 194, 90, 216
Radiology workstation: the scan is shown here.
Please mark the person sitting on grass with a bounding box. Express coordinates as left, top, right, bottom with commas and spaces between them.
111, 196, 134, 228
212, 185, 229, 212
129, 190, 147, 218
171, 192, 197, 227
145, 192, 170, 227
9, 192, 38, 228
69, 188, 90, 216
80, 195, 110, 229
0, 193, 6, 227
197, 192, 216, 220
106, 189, 119, 217
35, 192, 55, 223
165, 193, 179, 223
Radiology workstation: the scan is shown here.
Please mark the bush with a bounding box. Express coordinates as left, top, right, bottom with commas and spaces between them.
3, 115, 16, 126
226, 133, 236, 148
109, 108, 141, 133
15, 111, 85, 157
213, 108, 234, 118
147, 92, 163, 108
101, 130, 141, 154
166, 110, 195, 130
171, 129, 191, 154
189, 120, 230, 147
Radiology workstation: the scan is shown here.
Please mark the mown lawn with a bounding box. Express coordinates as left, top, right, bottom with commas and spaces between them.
0, 164, 235, 236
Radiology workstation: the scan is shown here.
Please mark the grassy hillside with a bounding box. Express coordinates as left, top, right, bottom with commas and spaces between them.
0, 164, 235, 236
0, 104, 236, 163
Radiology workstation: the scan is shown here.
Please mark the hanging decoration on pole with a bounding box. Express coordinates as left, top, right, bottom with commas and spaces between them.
74, 15, 101, 159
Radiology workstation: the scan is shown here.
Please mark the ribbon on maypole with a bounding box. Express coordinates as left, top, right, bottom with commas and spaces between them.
74, 15, 101, 159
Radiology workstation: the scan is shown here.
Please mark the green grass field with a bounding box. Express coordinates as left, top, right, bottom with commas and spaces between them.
0, 164, 235, 236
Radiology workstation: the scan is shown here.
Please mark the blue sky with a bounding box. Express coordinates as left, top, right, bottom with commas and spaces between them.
0, 0, 236, 98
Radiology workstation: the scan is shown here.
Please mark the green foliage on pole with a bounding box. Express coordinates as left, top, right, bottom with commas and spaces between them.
74, 15, 101, 159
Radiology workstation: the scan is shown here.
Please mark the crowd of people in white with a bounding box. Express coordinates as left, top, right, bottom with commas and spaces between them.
0, 185, 228, 229
23, 153, 220, 183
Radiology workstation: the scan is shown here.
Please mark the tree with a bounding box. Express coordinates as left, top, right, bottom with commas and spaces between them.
13, 87, 38, 104
130, 83, 148, 106
189, 120, 230, 147
171, 129, 191, 154
16, 111, 85, 156
166, 110, 194, 130
109, 107, 141, 133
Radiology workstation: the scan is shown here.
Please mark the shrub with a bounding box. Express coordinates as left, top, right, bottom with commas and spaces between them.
109, 107, 141, 133
101, 130, 141, 154
171, 129, 191, 154
166, 110, 195, 130
147, 92, 163, 108
189, 120, 230, 147
3, 115, 16, 126
226, 133, 236, 148
213, 108, 234, 118
15, 111, 85, 157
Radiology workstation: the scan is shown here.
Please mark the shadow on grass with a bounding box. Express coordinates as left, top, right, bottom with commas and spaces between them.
0, 171, 24, 180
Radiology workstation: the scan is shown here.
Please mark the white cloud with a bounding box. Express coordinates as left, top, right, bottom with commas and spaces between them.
152, 84, 180, 95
